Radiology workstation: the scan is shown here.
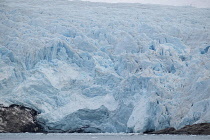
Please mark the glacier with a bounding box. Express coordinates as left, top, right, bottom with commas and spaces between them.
0, 0, 210, 133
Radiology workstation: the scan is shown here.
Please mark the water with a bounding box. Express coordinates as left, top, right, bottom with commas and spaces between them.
0, 133, 209, 140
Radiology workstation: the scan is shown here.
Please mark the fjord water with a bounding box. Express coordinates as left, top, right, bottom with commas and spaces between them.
0, 133, 210, 140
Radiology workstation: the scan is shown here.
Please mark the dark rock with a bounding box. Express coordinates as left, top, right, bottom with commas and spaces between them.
172, 123, 210, 135
144, 123, 210, 135
145, 127, 176, 134
0, 104, 44, 133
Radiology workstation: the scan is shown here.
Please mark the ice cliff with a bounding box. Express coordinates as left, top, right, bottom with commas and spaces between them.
0, 0, 210, 133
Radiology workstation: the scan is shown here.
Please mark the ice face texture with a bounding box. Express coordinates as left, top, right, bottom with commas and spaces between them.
0, 0, 210, 133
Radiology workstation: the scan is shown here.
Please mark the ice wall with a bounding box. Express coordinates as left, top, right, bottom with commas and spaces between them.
0, 0, 210, 133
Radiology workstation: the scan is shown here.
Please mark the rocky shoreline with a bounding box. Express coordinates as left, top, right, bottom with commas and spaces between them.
144, 123, 210, 135
0, 104, 210, 135
0, 104, 43, 133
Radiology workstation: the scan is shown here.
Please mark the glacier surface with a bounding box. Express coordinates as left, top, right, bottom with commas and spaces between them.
0, 0, 210, 133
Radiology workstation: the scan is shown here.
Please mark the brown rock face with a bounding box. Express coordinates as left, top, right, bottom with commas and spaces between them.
0, 104, 43, 133
172, 123, 210, 135
145, 127, 176, 134
145, 123, 210, 135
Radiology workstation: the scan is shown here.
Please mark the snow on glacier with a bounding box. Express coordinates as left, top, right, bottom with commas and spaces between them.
0, 0, 210, 133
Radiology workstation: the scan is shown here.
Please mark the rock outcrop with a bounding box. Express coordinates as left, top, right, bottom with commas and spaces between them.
145, 123, 210, 135
0, 104, 43, 133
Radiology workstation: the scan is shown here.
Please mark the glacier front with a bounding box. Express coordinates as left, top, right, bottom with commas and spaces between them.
0, 0, 210, 133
